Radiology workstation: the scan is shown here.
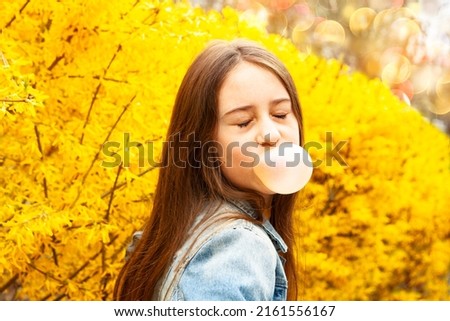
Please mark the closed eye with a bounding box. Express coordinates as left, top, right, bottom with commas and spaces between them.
237, 120, 251, 128
274, 114, 287, 119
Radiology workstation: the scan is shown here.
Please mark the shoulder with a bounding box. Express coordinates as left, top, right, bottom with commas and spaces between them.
187, 217, 279, 270
206, 219, 277, 256
200, 201, 276, 254
192, 201, 277, 260
175, 218, 279, 300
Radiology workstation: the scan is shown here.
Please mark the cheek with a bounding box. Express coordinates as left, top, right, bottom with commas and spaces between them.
293, 130, 300, 145
221, 142, 256, 169
286, 120, 301, 145
219, 141, 260, 185
220, 157, 252, 191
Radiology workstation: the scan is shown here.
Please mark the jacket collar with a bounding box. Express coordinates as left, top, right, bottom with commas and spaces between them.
227, 199, 288, 253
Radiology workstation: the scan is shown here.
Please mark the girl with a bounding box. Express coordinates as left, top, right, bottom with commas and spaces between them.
114, 39, 304, 301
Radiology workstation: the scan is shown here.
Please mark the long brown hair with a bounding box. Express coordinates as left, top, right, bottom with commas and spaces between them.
114, 39, 304, 300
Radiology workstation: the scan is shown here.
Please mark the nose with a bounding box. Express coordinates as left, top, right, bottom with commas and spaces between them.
255, 117, 281, 146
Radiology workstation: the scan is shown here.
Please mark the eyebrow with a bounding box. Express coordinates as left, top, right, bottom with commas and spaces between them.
221, 98, 291, 118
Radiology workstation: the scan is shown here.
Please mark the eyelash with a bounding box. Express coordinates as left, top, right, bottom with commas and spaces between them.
237, 114, 287, 128
237, 120, 251, 128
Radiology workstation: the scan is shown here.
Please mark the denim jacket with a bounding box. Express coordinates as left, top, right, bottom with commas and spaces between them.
126, 199, 288, 301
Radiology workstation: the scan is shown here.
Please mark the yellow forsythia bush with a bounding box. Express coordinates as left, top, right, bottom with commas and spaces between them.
0, 0, 448, 300
0, 35, 45, 120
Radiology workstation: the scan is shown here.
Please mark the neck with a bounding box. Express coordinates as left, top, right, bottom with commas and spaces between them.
262, 207, 271, 220
262, 195, 273, 220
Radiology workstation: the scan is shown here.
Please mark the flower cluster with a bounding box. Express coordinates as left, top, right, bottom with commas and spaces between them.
0, 0, 448, 300
0, 35, 45, 121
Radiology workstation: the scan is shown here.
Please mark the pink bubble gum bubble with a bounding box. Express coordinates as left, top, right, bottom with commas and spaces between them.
253, 143, 313, 194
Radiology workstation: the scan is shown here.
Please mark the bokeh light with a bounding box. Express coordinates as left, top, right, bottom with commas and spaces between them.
268, 11, 288, 35
410, 65, 437, 94
341, 3, 356, 23
393, 80, 414, 100
390, 17, 421, 42
240, 2, 269, 27
434, 73, 450, 114
380, 47, 402, 66
292, 3, 315, 31
393, 0, 405, 8
292, 25, 308, 45
313, 19, 345, 45
367, 0, 389, 11
372, 8, 390, 31
392, 88, 411, 105
349, 7, 376, 36
364, 51, 382, 77
381, 54, 411, 85
267, 0, 296, 11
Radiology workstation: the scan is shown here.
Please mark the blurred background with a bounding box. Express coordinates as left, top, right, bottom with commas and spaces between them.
190, 0, 450, 134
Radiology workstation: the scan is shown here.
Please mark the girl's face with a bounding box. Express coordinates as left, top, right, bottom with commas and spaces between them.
215, 61, 300, 203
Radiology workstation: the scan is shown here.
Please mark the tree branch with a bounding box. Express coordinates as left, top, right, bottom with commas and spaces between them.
0, 273, 18, 294
39, 234, 119, 300
68, 234, 119, 281
99, 164, 122, 299
34, 124, 48, 198
27, 263, 62, 283
69, 95, 136, 209
79, 45, 122, 145
47, 55, 65, 71
105, 165, 122, 221
4, 0, 30, 29
81, 95, 136, 186
101, 166, 154, 199
0, 99, 28, 103
79, 82, 102, 144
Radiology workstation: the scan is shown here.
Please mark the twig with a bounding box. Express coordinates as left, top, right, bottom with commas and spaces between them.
0, 99, 28, 103
101, 166, 154, 199
79, 83, 102, 144
4, 0, 30, 29
65, 75, 130, 83
100, 243, 108, 300
51, 235, 59, 266
100, 164, 122, 299
81, 95, 136, 185
122, 0, 141, 18
79, 45, 122, 144
54, 293, 66, 301
43, 270, 100, 301
0, 273, 18, 294
40, 234, 120, 300
318, 184, 344, 216
69, 94, 136, 209
34, 125, 48, 198
105, 165, 122, 221
27, 263, 62, 283
47, 55, 65, 71
68, 234, 119, 280
51, 247, 58, 266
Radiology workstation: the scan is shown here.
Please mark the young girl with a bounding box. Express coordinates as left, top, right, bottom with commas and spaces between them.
114, 39, 304, 301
